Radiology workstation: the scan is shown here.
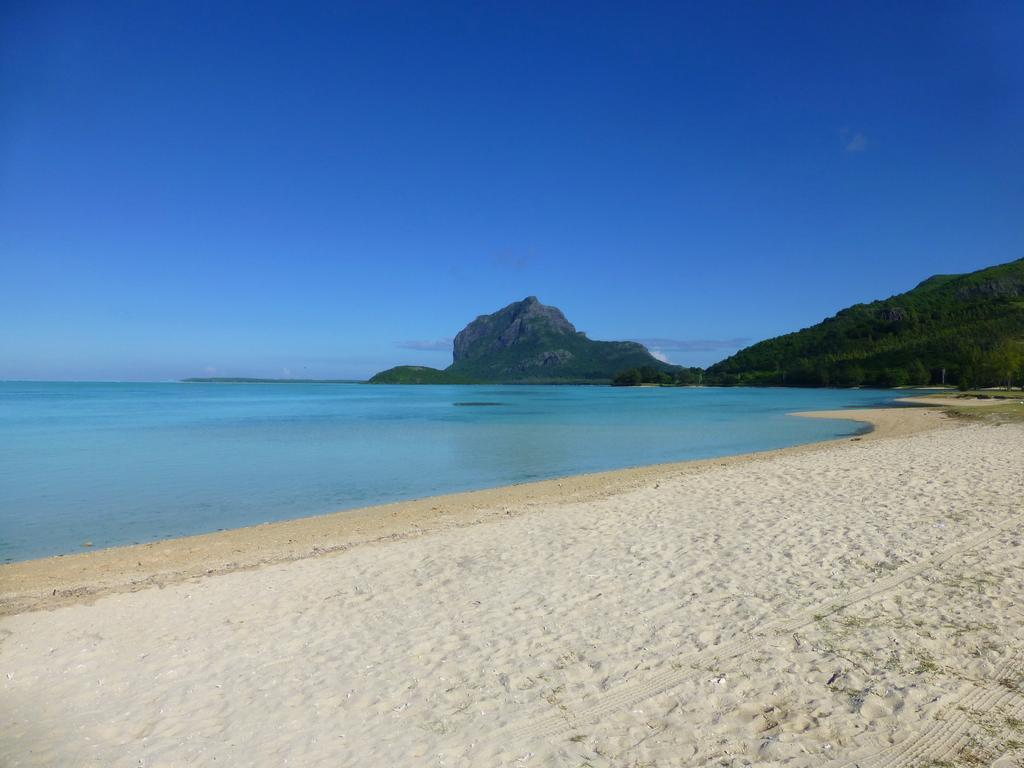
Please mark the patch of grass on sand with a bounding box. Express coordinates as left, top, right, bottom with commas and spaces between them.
947, 390, 1024, 400
837, 613, 875, 629
998, 675, 1022, 693
913, 650, 942, 675
946, 401, 1024, 423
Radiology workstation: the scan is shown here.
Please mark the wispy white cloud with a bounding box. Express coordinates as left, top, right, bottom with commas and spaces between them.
841, 128, 867, 153
397, 338, 453, 352
448, 249, 536, 279
632, 337, 750, 352
648, 348, 669, 363
491, 249, 536, 271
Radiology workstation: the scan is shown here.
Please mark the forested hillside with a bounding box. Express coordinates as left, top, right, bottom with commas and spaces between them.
707, 258, 1024, 388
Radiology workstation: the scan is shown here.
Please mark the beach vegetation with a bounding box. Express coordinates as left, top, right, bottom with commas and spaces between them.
945, 401, 1024, 424
611, 366, 702, 386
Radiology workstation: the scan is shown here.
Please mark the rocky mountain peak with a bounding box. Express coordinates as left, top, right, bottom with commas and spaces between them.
453, 297, 578, 362
371, 294, 676, 383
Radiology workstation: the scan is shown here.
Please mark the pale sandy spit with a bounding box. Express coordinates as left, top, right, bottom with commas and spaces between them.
1, 406, 1022, 767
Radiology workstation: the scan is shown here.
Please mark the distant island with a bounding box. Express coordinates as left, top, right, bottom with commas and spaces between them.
182, 377, 362, 384
370, 296, 702, 385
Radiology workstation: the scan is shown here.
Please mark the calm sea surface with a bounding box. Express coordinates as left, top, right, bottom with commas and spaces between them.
0, 382, 925, 562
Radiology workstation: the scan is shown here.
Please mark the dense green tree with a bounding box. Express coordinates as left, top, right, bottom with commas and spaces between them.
876, 368, 910, 388
612, 366, 700, 386
992, 339, 1023, 390
907, 360, 931, 385
612, 369, 644, 386
834, 363, 866, 388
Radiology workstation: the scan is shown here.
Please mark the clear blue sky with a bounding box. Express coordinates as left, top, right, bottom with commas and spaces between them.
2, 1, 1021, 380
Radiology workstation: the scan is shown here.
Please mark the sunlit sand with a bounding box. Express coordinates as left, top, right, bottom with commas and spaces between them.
3, 406, 1022, 766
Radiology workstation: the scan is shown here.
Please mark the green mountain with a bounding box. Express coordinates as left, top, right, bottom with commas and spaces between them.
707, 258, 1024, 388
370, 296, 678, 384
364, 366, 475, 385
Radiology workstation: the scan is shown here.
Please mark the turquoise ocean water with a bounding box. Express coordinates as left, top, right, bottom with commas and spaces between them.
0, 382, 924, 562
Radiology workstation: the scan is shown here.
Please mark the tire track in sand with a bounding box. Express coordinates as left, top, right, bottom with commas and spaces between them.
833, 650, 1024, 768
498, 515, 1020, 744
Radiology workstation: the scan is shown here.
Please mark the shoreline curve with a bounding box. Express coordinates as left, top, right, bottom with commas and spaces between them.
0, 405, 949, 616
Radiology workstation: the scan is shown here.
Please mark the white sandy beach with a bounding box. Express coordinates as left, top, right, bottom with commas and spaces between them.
2, 407, 1023, 767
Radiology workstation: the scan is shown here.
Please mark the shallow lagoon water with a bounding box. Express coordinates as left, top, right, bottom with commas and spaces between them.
0, 382, 923, 562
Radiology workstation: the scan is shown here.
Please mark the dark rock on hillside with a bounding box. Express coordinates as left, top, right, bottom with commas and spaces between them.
453, 296, 578, 362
